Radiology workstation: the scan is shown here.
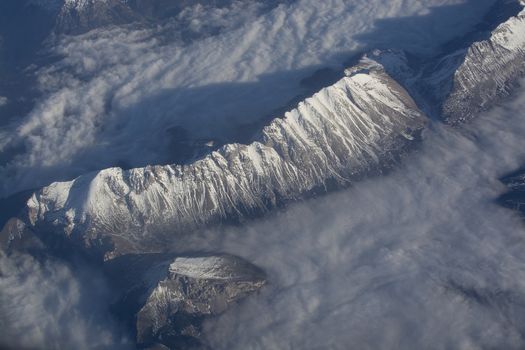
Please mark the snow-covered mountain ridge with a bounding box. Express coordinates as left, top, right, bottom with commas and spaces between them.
27, 54, 426, 259
24, 3, 525, 260
440, 3, 525, 123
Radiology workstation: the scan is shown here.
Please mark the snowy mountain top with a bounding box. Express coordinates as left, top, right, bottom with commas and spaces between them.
488, 4, 525, 50
169, 255, 265, 281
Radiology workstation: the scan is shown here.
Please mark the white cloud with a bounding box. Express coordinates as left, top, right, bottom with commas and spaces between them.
3, 2, 525, 349
4, 79, 525, 349
159, 83, 525, 349
0, 251, 132, 349
0, 96, 7, 107
0, 0, 497, 197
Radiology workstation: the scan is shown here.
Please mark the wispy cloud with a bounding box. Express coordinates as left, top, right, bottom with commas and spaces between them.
4, 79, 525, 350
172, 82, 525, 349
0, 0, 496, 197
0, 250, 132, 350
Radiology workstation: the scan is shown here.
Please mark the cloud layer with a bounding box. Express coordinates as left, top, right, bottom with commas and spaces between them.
3, 2, 524, 349
4, 80, 525, 350
163, 82, 525, 349
0, 250, 132, 350
0, 0, 497, 197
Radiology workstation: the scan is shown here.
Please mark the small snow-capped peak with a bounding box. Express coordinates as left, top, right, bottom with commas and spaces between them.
135, 254, 265, 345
344, 49, 414, 84
169, 255, 265, 281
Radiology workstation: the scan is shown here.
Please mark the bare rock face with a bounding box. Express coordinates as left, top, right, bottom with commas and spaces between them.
124, 254, 266, 349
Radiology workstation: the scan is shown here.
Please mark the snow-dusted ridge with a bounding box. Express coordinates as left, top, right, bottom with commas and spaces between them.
27, 54, 426, 259
169, 255, 265, 281
24, 2, 525, 260
438, 4, 525, 123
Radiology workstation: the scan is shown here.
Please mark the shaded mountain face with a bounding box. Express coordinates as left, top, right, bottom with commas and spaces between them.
0, 1, 56, 65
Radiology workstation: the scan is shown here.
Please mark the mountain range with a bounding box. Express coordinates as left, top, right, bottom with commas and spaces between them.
22, 2, 525, 260
2, 1, 525, 349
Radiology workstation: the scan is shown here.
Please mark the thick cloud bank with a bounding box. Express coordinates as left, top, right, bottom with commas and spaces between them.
0, 0, 496, 197
4, 84, 525, 350
165, 83, 525, 349
0, 251, 131, 350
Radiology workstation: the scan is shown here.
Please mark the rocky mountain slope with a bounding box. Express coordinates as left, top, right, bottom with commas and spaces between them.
134, 254, 265, 348
26, 54, 427, 259
436, 2, 525, 124
23, 2, 525, 261
372, 0, 525, 123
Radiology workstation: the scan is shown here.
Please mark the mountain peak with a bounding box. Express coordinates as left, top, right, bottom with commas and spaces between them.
26, 53, 427, 260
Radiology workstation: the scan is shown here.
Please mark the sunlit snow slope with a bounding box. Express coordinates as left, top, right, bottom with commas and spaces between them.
27, 55, 425, 258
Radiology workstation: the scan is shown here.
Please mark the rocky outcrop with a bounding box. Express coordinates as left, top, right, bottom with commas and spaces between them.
106, 253, 265, 349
